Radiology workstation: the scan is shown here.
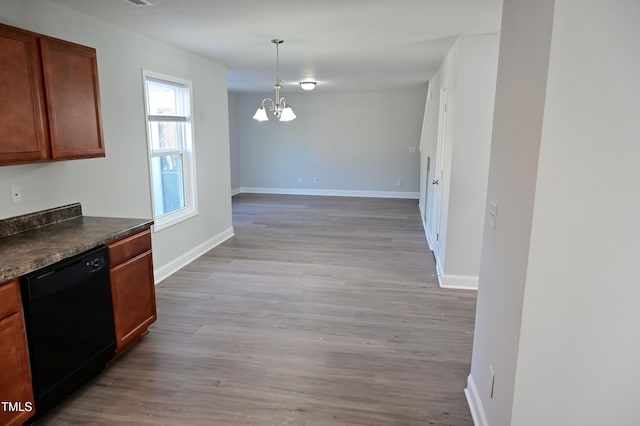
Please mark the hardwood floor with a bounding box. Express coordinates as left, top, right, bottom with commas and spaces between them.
39, 194, 477, 425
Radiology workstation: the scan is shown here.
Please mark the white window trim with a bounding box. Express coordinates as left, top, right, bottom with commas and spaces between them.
142, 69, 198, 232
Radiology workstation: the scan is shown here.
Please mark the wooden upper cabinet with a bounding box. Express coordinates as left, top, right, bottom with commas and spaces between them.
0, 25, 50, 164
40, 37, 104, 160
0, 23, 104, 166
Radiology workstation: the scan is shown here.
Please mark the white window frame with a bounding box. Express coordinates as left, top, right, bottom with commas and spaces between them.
142, 69, 198, 232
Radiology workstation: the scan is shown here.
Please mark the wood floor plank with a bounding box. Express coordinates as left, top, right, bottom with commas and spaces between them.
38, 194, 476, 425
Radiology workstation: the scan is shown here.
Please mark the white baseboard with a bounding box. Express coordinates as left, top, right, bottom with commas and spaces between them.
231, 187, 241, 196
237, 187, 419, 199
465, 374, 489, 426
154, 226, 235, 284
439, 273, 479, 290
417, 210, 478, 290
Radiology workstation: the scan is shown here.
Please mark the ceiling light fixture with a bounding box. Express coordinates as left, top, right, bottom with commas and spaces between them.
126, 0, 154, 6
253, 39, 296, 122
299, 81, 317, 91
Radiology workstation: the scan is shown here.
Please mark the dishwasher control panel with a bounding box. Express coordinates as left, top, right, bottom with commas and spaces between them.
86, 256, 106, 272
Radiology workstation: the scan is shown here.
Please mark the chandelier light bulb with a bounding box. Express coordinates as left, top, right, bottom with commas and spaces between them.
252, 105, 268, 121
279, 105, 296, 121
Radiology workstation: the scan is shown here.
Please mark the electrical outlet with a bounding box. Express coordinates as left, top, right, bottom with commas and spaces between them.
10, 185, 23, 204
396, 178, 402, 186
409, 146, 416, 153
298, 177, 303, 183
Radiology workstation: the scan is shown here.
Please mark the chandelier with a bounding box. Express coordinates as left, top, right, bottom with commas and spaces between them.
253, 39, 296, 122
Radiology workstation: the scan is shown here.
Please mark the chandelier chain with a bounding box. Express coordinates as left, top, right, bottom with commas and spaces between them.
275, 41, 280, 83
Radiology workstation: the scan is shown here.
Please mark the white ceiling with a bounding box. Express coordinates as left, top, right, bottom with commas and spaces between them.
50, 0, 503, 93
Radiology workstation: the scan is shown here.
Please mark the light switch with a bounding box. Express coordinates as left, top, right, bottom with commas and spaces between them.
488, 202, 497, 230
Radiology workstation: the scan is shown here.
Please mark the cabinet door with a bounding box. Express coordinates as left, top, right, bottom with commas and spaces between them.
0, 25, 49, 165
40, 37, 105, 160
0, 286, 35, 426
110, 252, 157, 352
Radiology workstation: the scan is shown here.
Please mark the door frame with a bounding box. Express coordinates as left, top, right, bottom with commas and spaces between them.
430, 87, 448, 258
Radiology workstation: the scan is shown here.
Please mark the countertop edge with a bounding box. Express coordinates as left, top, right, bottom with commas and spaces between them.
0, 219, 153, 283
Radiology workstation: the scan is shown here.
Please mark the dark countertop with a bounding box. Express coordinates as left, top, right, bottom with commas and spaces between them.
0, 216, 152, 282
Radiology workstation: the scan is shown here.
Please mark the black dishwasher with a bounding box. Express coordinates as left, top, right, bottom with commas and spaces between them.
20, 245, 115, 418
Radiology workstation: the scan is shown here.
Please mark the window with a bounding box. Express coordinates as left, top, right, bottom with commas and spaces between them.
142, 70, 197, 231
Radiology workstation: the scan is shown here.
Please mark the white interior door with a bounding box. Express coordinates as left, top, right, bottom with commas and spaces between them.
419, 88, 432, 224
424, 156, 430, 223
430, 87, 448, 257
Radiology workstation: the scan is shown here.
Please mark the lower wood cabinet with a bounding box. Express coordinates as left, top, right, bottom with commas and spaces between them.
0, 279, 35, 425
108, 228, 157, 353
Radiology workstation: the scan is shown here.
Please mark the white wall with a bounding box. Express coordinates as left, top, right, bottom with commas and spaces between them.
467, 0, 640, 425
419, 34, 499, 289
231, 90, 425, 197
466, 0, 554, 422
511, 0, 640, 424
0, 0, 232, 278
444, 35, 499, 277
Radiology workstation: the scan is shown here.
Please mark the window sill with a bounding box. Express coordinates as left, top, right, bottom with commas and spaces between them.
152, 208, 198, 232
